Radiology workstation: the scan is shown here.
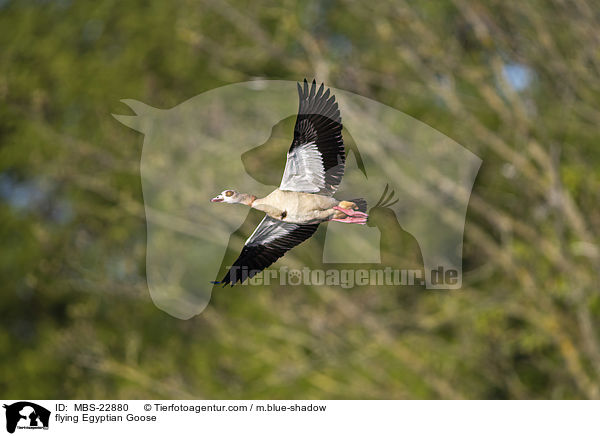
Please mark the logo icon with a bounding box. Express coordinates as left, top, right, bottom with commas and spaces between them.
3, 402, 50, 434
113, 80, 481, 319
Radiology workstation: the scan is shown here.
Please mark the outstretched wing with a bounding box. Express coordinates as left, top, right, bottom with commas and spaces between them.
279, 79, 345, 196
214, 216, 319, 286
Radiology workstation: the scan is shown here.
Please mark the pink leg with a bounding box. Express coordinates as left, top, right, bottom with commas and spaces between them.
333, 206, 369, 218
332, 216, 368, 225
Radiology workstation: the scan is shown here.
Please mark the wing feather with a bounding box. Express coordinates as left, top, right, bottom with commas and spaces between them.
280, 79, 345, 196
214, 216, 319, 286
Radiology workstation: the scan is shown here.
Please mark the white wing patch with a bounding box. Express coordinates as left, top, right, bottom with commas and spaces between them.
279, 141, 326, 193
245, 216, 297, 246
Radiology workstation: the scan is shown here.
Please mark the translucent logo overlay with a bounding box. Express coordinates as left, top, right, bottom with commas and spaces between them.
113, 80, 481, 319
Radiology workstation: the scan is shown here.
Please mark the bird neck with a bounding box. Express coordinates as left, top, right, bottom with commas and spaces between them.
239, 193, 256, 206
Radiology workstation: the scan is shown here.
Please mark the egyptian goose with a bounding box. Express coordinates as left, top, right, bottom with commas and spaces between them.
211, 79, 368, 285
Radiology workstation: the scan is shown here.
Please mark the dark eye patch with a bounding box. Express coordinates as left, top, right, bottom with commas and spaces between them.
225, 190, 233, 197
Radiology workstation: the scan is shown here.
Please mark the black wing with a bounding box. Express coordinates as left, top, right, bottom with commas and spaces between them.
214, 216, 319, 286
279, 79, 345, 196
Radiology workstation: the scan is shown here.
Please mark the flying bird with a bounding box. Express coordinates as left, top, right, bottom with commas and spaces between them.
211, 79, 368, 285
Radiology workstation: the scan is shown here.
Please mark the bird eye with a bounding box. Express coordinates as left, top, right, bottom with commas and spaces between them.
225, 190, 233, 197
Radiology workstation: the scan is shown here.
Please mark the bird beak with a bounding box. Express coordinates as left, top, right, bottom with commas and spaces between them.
211, 197, 223, 202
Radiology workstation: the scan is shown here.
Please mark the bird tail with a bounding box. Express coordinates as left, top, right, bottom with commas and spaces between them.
350, 198, 368, 213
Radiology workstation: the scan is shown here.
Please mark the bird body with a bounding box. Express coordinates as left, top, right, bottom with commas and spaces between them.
210, 79, 369, 285
252, 189, 339, 224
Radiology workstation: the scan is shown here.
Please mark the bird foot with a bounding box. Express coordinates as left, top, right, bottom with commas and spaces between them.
332, 216, 368, 225
333, 206, 368, 217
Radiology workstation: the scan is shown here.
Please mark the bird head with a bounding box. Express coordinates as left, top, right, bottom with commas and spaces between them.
211, 189, 241, 204
367, 184, 399, 227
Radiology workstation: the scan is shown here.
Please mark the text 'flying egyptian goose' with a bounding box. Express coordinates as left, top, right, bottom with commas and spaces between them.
211, 79, 368, 286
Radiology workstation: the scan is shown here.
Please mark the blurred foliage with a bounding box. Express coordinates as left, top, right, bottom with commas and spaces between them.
1, 0, 599, 399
